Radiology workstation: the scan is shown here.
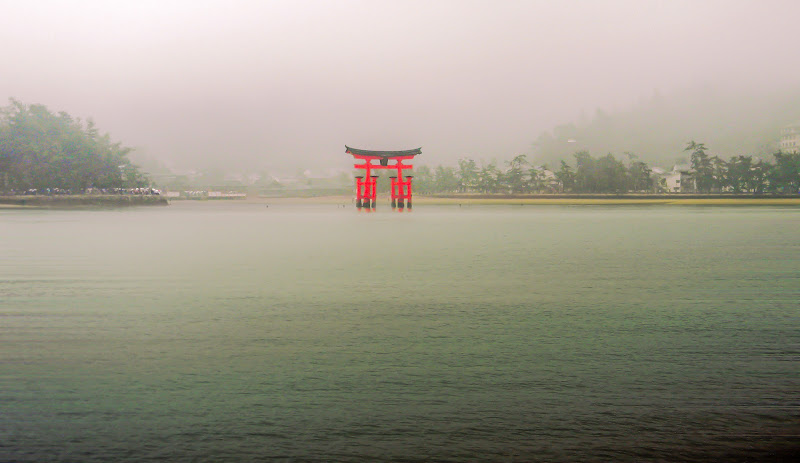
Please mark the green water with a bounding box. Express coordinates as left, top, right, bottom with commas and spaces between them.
1, 202, 799, 462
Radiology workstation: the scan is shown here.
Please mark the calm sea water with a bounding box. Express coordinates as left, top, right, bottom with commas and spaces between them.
1, 202, 799, 462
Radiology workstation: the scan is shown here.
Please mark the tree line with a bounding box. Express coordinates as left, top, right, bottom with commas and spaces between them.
684, 141, 800, 194
0, 100, 149, 193
411, 145, 800, 195
410, 152, 656, 195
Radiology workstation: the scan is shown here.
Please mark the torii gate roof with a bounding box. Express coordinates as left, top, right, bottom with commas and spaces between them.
345, 146, 421, 158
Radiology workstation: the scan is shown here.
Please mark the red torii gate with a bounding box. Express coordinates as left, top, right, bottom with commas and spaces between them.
346, 146, 421, 210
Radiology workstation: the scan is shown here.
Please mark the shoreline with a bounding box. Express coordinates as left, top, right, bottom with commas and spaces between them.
247, 194, 800, 206
419, 196, 800, 206
0, 195, 169, 208
3, 194, 800, 208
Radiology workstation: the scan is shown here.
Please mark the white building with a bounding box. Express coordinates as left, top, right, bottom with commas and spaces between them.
779, 121, 800, 153
661, 166, 694, 193
663, 170, 681, 192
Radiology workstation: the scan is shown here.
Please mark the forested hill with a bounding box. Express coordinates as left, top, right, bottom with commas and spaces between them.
532, 86, 800, 168
0, 100, 149, 193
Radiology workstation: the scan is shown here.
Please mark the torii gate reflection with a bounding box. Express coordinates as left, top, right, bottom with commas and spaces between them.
345, 146, 421, 210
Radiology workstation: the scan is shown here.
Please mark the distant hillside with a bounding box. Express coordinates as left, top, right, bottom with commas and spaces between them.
532, 86, 800, 168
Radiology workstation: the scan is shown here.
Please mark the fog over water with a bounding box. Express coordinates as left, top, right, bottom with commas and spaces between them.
2, 0, 800, 171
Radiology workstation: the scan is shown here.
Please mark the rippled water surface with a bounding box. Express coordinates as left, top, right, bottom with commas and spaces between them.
2, 202, 799, 462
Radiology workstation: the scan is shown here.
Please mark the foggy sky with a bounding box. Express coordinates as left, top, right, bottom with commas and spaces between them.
2, 0, 800, 173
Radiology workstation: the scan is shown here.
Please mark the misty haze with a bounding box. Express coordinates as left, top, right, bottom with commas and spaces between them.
1, 1, 799, 462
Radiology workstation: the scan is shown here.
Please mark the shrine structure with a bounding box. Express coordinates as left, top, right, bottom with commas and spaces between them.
345, 146, 421, 210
